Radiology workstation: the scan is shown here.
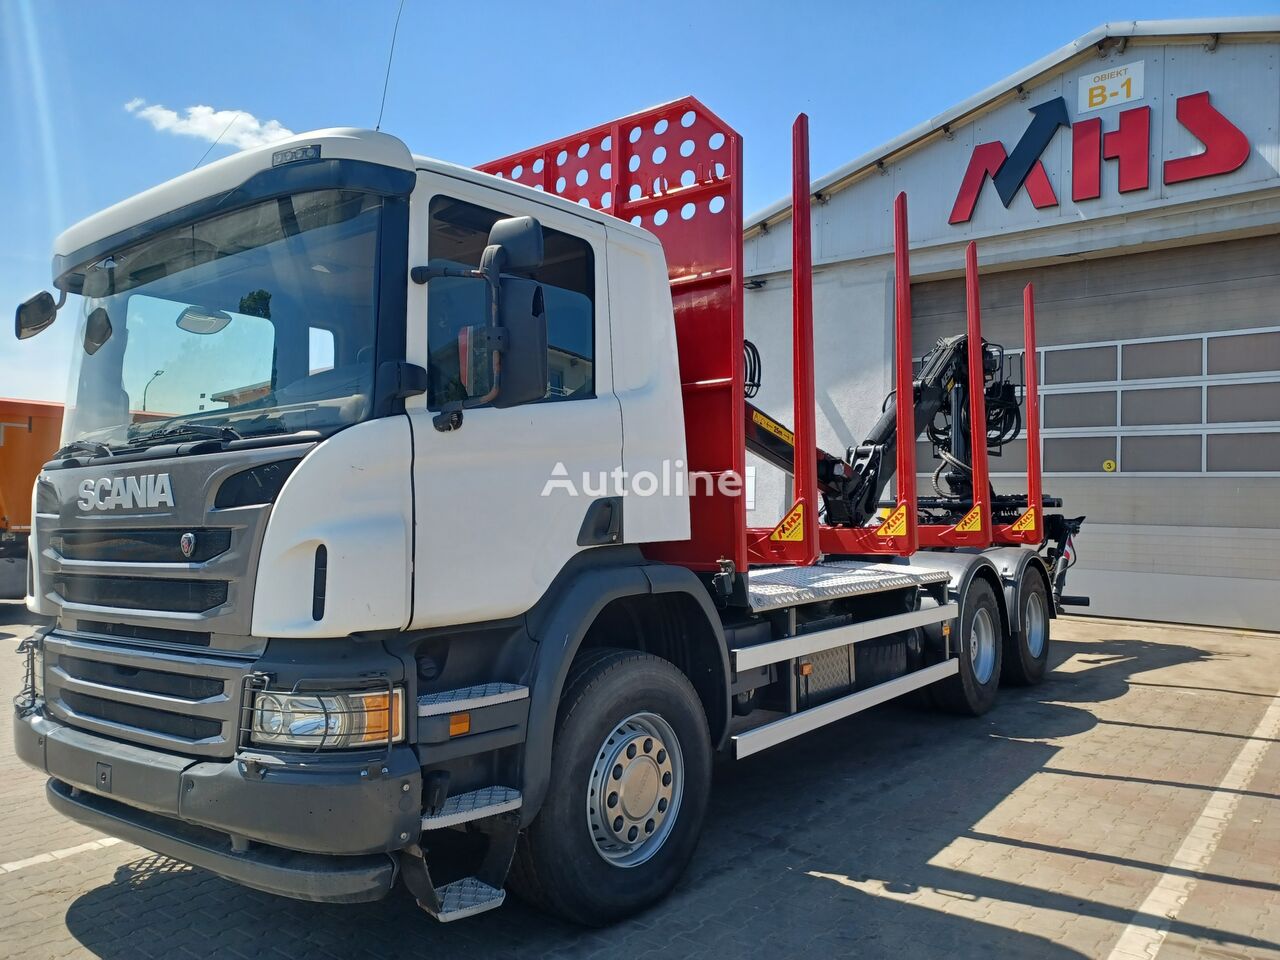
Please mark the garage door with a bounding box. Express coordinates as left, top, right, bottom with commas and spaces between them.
911, 234, 1280, 630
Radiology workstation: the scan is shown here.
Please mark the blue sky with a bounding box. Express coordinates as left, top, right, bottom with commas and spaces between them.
2, 0, 1274, 403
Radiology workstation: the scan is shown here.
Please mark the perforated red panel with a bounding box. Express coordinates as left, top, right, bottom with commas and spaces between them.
479, 97, 747, 572
479, 97, 738, 279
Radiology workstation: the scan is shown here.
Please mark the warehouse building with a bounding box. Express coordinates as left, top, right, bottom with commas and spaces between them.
743, 18, 1280, 629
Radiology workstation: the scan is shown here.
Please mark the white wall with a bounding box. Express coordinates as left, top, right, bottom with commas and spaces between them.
747, 39, 1280, 275
744, 257, 895, 526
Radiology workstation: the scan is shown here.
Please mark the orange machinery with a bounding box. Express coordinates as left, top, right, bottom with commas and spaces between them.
0, 399, 63, 558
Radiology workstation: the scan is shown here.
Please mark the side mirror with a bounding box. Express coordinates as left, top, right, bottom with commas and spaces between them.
493, 276, 547, 408
482, 216, 544, 275
15, 290, 63, 340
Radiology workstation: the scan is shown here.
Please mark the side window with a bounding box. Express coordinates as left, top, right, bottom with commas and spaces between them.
309, 327, 335, 374
426, 195, 595, 409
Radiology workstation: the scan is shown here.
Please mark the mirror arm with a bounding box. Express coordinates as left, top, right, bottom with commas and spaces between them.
432, 404, 464, 432
469, 242, 507, 404
378, 361, 428, 401
410, 262, 481, 284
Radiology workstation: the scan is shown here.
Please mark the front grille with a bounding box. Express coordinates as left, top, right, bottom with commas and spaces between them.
54, 574, 228, 613
50, 528, 232, 563
77, 620, 212, 648
60, 690, 222, 741
58, 654, 224, 700
44, 634, 249, 758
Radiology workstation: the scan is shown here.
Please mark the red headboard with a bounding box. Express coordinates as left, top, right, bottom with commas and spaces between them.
479, 97, 747, 572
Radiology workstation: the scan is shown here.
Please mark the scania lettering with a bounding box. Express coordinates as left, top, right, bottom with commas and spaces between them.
76, 473, 174, 511
12, 101, 1085, 925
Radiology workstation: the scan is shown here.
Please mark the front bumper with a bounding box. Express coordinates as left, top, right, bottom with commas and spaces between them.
15, 706, 422, 903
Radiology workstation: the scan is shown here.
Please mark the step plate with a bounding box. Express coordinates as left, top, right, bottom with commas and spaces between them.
417, 682, 529, 717
422, 786, 522, 830
429, 877, 506, 922
747, 560, 950, 613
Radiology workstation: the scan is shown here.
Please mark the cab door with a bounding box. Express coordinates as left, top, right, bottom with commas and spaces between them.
404, 172, 623, 629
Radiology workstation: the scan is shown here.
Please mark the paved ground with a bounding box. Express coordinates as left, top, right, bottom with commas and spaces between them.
1, 600, 1277, 959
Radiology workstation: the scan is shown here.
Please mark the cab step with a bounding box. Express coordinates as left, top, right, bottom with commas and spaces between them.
422, 786, 522, 830
417, 682, 529, 716
424, 877, 506, 922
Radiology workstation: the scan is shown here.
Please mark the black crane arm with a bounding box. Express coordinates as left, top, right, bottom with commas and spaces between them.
744, 334, 1018, 528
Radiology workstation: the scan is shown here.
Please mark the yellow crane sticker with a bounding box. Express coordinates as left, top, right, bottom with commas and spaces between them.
770, 501, 806, 542
1010, 509, 1037, 533
752, 409, 794, 446
954, 505, 983, 533
877, 503, 909, 537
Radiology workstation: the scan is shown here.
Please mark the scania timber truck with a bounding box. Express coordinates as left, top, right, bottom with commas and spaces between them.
12, 97, 1083, 925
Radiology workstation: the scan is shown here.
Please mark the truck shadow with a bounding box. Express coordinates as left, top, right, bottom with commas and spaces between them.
0, 600, 49, 642
62, 629, 1275, 959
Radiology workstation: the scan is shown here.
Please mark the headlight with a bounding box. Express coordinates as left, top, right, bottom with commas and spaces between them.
250, 687, 404, 750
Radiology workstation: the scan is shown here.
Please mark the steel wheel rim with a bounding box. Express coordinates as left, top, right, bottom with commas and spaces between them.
586, 711, 684, 868
969, 607, 997, 684
1025, 589, 1047, 658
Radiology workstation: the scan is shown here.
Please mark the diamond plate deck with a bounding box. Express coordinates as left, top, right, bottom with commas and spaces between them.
746, 560, 950, 613
417, 682, 528, 717
429, 877, 506, 922
422, 786, 522, 830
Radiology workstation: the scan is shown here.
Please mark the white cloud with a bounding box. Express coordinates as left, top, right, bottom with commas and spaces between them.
124, 99, 294, 150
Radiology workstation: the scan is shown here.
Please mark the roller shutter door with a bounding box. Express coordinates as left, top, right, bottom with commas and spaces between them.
911, 234, 1280, 629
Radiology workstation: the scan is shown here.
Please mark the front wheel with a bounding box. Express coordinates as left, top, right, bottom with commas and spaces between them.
509, 649, 712, 926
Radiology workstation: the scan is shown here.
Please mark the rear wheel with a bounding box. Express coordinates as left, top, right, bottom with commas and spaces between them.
1001, 570, 1051, 686
509, 649, 711, 926
932, 578, 1002, 715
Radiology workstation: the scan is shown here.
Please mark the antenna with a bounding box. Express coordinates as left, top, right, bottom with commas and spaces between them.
193, 112, 241, 170
375, 0, 407, 131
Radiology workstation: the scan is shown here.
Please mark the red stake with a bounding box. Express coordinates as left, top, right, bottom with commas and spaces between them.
965, 241, 992, 543
891, 192, 918, 555
791, 113, 819, 564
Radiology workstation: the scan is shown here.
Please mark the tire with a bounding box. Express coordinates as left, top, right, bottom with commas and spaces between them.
932, 578, 1002, 716
509, 648, 712, 926
1001, 570, 1051, 686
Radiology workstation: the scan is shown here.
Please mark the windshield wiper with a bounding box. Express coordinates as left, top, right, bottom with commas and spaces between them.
132, 422, 244, 447
54, 439, 114, 460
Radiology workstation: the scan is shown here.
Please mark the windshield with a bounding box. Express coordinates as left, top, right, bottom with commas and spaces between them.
59, 189, 383, 452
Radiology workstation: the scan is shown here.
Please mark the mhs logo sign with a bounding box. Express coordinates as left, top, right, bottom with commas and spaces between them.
949, 90, 1249, 224
77, 473, 175, 512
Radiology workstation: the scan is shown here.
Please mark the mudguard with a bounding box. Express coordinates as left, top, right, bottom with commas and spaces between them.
905, 551, 1010, 639
519, 561, 730, 824
979, 547, 1055, 633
